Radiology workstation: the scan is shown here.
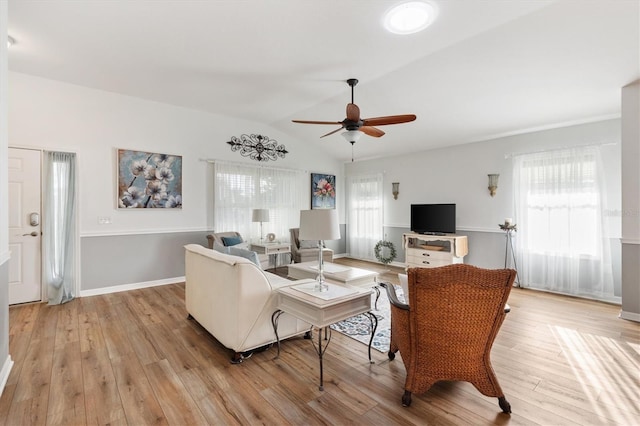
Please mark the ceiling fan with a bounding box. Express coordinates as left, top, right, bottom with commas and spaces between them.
292, 78, 417, 148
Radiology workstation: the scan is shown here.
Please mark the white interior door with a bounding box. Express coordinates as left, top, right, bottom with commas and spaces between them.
8, 148, 42, 305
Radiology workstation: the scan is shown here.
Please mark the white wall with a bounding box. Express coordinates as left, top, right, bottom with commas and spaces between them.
1, 0, 13, 397
8, 72, 344, 291
346, 119, 623, 296
348, 119, 621, 232
9, 72, 344, 236
621, 80, 640, 321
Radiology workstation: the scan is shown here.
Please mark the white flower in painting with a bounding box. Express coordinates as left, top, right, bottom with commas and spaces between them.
127, 186, 146, 202
121, 186, 146, 208
165, 195, 182, 208
130, 159, 148, 176
143, 165, 157, 181
146, 180, 167, 200
153, 154, 174, 168
156, 167, 174, 183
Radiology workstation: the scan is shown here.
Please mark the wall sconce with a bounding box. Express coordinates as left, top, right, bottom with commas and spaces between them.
488, 174, 499, 197
392, 182, 400, 200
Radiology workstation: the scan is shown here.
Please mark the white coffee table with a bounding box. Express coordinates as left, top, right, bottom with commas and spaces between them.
287, 261, 378, 288
272, 280, 377, 391
288, 261, 382, 308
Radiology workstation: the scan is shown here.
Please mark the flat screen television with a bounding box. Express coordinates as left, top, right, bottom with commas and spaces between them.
410, 203, 456, 235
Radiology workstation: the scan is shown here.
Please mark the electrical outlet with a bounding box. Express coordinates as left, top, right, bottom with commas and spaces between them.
98, 216, 112, 224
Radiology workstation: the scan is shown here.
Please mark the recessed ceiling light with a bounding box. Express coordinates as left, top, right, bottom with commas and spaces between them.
383, 1, 438, 35
7, 35, 16, 48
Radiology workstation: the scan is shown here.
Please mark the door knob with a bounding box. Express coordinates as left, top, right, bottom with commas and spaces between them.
22, 231, 38, 237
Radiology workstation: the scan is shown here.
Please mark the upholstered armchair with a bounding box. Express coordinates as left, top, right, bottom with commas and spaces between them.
381, 264, 516, 413
289, 227, 334, 263
206, 231, 243, 249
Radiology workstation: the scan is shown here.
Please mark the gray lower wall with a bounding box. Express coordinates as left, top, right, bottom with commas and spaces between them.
621, 243, 640, 318
81, 226, 349, 292
81, 231, 209, 291
382, 226, 622, 298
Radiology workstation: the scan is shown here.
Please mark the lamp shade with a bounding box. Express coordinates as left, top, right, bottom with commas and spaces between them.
299, 209, 340, 241
252, 209, 269, 222
341, 130, 362, 143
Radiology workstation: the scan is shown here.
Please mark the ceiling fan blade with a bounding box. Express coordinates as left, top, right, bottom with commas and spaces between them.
320, 127, 344, 138
362, 114, 416, 127
360, 126, 385, 137
292, 119, 343, 125
346, 103, 360, 122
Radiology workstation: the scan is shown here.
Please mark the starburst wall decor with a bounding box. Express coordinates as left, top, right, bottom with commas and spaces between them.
226, 134, 288, 162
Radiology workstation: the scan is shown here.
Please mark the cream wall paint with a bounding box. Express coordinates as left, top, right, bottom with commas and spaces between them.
8, 72, 345, 236
346, 119, 623, 298
621, 80, 640, 321
8, 72, 344, 292
347, 119, 621, 233
1, 0, 12, 396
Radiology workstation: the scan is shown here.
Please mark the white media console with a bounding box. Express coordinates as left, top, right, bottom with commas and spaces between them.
403, 233, 469, 269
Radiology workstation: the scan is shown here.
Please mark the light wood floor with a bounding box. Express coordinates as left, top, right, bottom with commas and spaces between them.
1, 258, 639, 425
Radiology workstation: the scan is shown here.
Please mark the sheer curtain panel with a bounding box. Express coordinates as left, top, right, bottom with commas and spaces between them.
347, 173, 383, 261
43, 151, 76, 305
513, 146, 616, 302
213, 161, 306, 241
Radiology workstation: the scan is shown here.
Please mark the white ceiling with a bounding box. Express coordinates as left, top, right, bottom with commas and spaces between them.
7, 0, 640, 162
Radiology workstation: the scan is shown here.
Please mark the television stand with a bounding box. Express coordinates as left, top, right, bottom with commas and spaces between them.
403, 233, 468, 269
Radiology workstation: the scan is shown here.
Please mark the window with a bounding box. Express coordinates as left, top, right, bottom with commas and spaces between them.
513, 146, 615, 301
213, 161, 306, 241
347, 173, 383, 260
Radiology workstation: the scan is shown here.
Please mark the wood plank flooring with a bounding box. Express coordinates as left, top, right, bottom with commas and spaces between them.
1, 258, 639, 425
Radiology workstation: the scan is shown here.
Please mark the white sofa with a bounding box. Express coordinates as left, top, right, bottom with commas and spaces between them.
184, 244, 311, 363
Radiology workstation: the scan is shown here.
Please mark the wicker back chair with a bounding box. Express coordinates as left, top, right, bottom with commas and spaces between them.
381, 264, 516, 413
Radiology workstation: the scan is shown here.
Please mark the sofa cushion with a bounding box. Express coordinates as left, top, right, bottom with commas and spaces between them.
213, 240, 230, 254
299, 239, 317, 249
222, 235, 244, 246
229, 246, 261, 268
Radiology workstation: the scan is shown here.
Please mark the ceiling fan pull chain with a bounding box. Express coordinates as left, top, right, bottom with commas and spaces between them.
351, 141, 355, 162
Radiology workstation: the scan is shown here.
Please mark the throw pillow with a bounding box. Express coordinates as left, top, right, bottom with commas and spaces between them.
299, 240, 317, 249
228, 247, 261, 268
212, 240, 230, 254
221, 235, 243, 246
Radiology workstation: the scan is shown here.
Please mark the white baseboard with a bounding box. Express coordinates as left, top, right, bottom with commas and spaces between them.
0, 355, 14, 397
619, 310, 640, 323
79, 276, 185, 297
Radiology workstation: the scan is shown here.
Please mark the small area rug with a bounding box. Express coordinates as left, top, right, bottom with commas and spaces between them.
330, 285, 403, 353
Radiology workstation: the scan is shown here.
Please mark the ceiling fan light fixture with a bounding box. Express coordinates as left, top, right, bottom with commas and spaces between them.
383, 1, 437, 35
341, 130, 362, 143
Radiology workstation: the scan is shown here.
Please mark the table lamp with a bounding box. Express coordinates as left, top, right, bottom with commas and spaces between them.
299, 209, 340, 292
252, 208, 270, 242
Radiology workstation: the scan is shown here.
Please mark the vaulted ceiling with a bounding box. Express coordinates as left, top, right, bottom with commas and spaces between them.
7, 0, 639, 161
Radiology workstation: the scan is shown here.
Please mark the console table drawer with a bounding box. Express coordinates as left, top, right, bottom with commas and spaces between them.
406, 255, 451, 268
406, 248, 451, 261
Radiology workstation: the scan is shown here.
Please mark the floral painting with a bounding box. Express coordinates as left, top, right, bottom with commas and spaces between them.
117, 149, 182, 209
311, 173, 336, 209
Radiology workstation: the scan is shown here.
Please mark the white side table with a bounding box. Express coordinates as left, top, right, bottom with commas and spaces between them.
250, 242, 291, 271
272, 282, 377, 390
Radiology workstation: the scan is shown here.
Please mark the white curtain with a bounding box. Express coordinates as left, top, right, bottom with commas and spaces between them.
213, 161, 307, 242
347, 173, 383, 261
513, 146, 616, 302
43, 151, 76, 305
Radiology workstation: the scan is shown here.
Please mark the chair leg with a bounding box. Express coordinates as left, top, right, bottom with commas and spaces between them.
498, 396, 511, 414
402, 390, 412, 407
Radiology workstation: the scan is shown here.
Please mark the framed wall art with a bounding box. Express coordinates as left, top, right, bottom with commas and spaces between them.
311, 173, 336, 209
117, 149, 183, 208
